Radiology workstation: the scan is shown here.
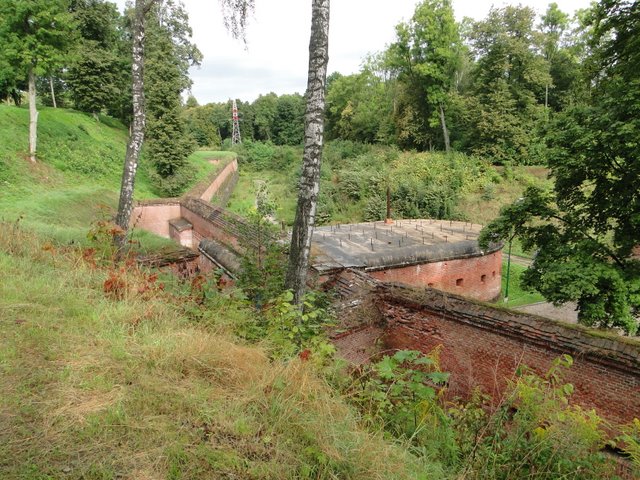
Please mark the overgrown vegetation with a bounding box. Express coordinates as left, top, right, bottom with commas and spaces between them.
227, 139, 550, 227
0, 222, 430, 479
0, 106, 218, 243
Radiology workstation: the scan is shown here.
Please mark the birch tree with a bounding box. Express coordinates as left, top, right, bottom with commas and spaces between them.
0, 0, 73, 162
114, 0, 254, 251
114, 0, 153, 251
285, 0, 330, 305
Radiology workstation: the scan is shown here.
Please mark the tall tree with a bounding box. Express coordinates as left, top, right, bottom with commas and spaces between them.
539, 2, 585, 111
114, 0, 153, 251
0, 0, 74, 162
272, 93, 305, 145
480, 0, 640, 335
145, 0, 202, 196
325, 59, 394, 144
385, 0, 462, 151
67, 0, 127, 118
285, 0, 330, 305
464, 6, 550, 164
252, 92, 278, 141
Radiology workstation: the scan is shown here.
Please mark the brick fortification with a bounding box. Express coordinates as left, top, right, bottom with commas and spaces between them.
372, 284, 640, 428
312, 220, 502, 301
368, 250, 502, 301
129, 157, 239, 247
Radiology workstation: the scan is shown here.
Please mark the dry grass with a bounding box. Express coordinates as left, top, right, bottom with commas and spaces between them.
0, 226, 435, 479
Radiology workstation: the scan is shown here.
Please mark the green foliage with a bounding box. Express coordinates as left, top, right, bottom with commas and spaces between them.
236, 214, 287, 307
453, 355, 613, 479
617, 419, 640, 473
144, 1, 202, 196
260, 290, 336, 361
481, 186, 639, 334
385, 0, 463, 150
233, 140, 300, 172
350, 352, 618, 478
355, 350, 450, 440
251, 92, 278, 141
479, 2, 640, 334
271, 93, 305, 146
0, 0, 75, 78
66, 0, 128, 116
388, 152, 493, 220
463, 5, 550, 164
183, 104, 222, 148
325, 65, 395, 144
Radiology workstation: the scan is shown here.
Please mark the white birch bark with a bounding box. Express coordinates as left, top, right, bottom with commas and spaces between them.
28, 66, 38, 163
285, 0, 330, 305
115, 0, 148, 251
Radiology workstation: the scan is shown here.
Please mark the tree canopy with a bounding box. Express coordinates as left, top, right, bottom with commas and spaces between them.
480, 0, 640, 335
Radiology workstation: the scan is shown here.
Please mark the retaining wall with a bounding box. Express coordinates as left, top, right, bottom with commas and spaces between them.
374, 284, 640, 427
130, 199, 181, 238
188, 158, 239, 204
368, 250, 502, 301
129, 156, 239, 244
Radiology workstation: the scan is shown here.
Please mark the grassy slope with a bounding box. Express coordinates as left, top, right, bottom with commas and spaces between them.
227, 168, 299, 224
0, 229, 432, 479
0, 105, 220, 248
0, 107, 433, 478
501, 261, 545, 307
228, 147, 552, 231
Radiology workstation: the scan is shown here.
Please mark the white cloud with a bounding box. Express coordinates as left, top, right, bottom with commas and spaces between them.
114, 0, 592, 104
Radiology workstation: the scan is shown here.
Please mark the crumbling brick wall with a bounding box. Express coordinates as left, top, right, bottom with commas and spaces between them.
374, 285, 640, 427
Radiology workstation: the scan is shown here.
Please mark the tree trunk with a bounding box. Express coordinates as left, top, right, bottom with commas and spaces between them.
439, 102, 451, 153
115, 0, 148, 252
49, 76, 57, 108
28, 66, 38, 163
285, 0, 330, 306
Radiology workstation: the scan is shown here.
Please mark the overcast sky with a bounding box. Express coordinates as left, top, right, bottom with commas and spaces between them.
115, 0, 591, 104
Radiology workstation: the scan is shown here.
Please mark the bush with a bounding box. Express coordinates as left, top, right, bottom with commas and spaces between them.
349, 353, 618, 478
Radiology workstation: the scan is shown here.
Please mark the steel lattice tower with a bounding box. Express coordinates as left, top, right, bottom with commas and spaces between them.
231, 99, 242, 145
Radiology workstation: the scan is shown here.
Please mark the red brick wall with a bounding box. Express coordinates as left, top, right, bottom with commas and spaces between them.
130, 158, 238, 243
130, 202, 181, 238
197, 159, 238, 203
180, 204, 242, 252
368, 251, 502, 302
375, 287, 640, 428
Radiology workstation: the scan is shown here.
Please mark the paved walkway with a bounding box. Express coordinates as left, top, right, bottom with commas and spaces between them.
507, 254, 580, 324
515, 301, 579, 324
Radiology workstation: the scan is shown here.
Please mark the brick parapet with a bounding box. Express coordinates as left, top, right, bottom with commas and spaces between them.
369, 251, 502, 302
375, 284, 640, 375
186, 158, 238, 205
372, 283, 640, 427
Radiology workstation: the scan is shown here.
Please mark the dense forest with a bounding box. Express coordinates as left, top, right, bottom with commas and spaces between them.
0, 1, 623, 162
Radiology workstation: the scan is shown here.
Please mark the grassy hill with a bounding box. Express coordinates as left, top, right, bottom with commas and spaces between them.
0, 107, 437, 478
0, 105, 219, 248
227, 141, 552, 228
0, 226, 431, 479
4, 106, 620, 479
